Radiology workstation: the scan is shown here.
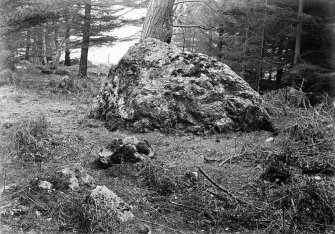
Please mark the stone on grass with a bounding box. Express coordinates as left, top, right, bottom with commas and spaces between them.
57, 164, 95, 190
38, 180, 53, 191
98, 137, 155, 168
91, 38, 274, 134
86, 185, 134, 222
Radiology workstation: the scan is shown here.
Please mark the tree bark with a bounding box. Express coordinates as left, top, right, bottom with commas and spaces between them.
242, 25, 250, 74
293, 0, 303, 65
52, 25, 65, 67
217, 24, 224, 59
25, 29, 31, 60
41, 26, 48, 65
78, 0, 92, 77
257, 0, 268, 93
276, 36, 284, 84
64, 12, 71, 66
141, 0, 175, 43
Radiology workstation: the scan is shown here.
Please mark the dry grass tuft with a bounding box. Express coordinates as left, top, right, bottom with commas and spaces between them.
10, 115, 55, 162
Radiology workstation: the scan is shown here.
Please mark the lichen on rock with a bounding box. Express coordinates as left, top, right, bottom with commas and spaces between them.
91, 38, 274, 134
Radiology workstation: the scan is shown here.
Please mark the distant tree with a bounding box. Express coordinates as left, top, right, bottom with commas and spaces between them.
141, 0, 175, 43
293, 0, 303, 66
78, 0, 92, 77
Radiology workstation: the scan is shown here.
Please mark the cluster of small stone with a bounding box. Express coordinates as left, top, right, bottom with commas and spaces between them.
98, 136, 155, 168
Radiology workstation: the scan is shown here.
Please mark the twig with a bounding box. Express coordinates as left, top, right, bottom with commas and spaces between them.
198, 167, 249, 205
219, 153, 244, 166
219, 142, 261, 166
136, 218, 186, 234
169, 199, 201, 212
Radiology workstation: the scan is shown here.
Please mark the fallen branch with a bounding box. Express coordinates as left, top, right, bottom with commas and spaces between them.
198, 167, 249, 205
219, 153, 245, 166
169, 199, 201, 212
219, 141, 262, 166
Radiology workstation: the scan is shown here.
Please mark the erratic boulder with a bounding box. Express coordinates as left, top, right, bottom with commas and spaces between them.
92, 38, 274, 134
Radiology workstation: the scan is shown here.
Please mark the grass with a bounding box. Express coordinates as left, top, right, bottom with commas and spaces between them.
1, 69, 334, 233
10, 115, 52, 162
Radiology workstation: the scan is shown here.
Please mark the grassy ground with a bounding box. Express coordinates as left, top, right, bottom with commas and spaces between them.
0, 65, 334, 233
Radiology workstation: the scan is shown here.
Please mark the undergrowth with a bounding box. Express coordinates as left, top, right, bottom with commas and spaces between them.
1, 175, 90, 232
10, 115, 57, 162
258, 88, 335, 232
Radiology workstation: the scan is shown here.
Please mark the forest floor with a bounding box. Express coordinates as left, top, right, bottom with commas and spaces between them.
0, 65, 334, 233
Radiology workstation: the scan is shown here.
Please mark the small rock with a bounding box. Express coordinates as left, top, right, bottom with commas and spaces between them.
87, 186, 134, 222
136, 142, 150, 155
0, 183, 17, 196
98, 137, 155, 167
214, 118, 236, 133
136, 223, 151, 234
2, 122, 13, 129
98, 148, 113, 167
78, 174, 95, 187
38, 181, 53, 191
123, 136, 140, 145
265, 137, 274, 143
57, 165, 95, 190
185, 171, 198, 182
35, 210, 42, 217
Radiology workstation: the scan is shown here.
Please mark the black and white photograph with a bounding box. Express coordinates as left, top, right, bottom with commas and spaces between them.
0, 0, 334, 233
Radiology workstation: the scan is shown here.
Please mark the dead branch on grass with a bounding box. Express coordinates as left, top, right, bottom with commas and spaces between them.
219, 142, 262, 166
197, 167, 249, 205
169, 199, 201, 212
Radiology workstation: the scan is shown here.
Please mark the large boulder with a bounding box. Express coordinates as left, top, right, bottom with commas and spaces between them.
92, 38, 274, 134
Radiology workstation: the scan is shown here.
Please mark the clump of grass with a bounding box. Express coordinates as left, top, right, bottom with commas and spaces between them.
255, 176, 334, 233
82, 195, 119, 233
140, 161, 180, 196
11, 115, 54, 162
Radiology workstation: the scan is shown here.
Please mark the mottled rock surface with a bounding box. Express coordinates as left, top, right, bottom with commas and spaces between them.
98, 136, 154, 168
57, 164, 95, 190
92, 38, 274, 134
85, 185, 134, 222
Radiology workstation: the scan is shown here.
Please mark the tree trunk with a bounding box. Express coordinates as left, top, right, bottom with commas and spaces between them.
208, 31, 213, 56
64, 12, 71, 66
52, 25, 65, 67
276, 36, 284, 84
217, 24, 224, 59
257, 0, 268, 93
242, 25, 250, 74
141, 0, 175, 43
25, 29, 31, 60
191, 31, 196, 53
294, 0, 303, 65
42, 26, 48, 65
78, 0, 92, 77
